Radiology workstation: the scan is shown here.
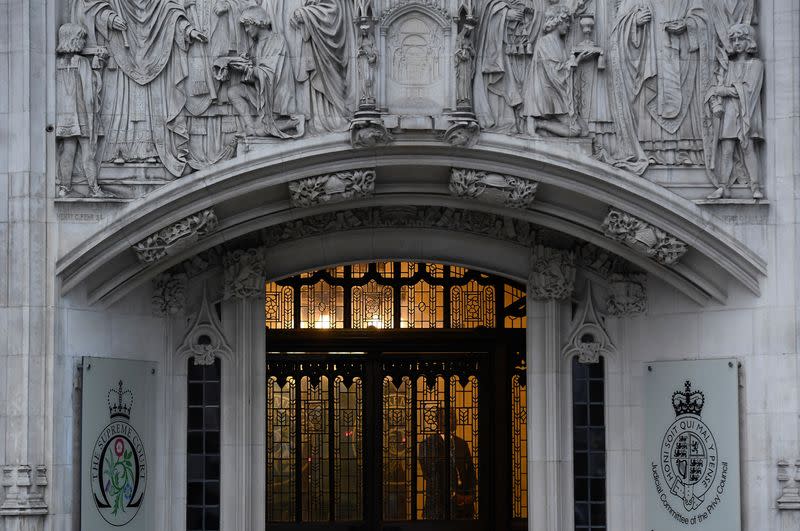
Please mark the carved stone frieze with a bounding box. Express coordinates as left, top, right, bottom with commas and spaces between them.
133, 209, 218, 263
0, 465, 48, 516
289, 170, 376, 208
563, 283, 616, 364
260, 206, 537, 250
528, 245, 576, 301
152, 273, 188, 316
223, 247, 268, 300
602, 209, 688, 266
777, 460, 800, 510
177, 290, 232, 366
606, 273, 647, 316
57, 0, 765, 204
450, 168, 538, 209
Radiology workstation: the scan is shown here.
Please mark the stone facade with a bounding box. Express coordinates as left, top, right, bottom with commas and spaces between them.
0, 1, 799, 531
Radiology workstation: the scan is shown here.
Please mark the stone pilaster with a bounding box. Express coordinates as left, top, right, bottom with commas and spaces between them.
526, 246, 575, 531
0, 0, 51, 530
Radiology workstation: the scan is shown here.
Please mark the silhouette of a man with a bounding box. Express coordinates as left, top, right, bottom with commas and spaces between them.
418, 407, 477, 519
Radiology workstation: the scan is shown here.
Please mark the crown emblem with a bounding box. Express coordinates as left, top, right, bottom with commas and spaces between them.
108, 380, 133, 420
672, 380, 705, 416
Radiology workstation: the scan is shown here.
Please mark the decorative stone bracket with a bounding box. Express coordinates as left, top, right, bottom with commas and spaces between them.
289, 170, 376, 208
602, 209, 688, 265
450, 168, 539, 209
133, 209, 218, 263
606, 273, 647, 316
777, 460, 800, 510
0, 465, 48, 516
223, 247, 269, 300
152, 272, 188, 316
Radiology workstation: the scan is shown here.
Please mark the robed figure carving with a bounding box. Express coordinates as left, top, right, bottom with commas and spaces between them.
289, 0, 355, 133
74, 0, 208, 178
223, 6, 304, 138
474, 0, 537, 133
608, 0, 718, 174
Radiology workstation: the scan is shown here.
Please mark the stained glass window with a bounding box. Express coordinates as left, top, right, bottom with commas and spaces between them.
572, 357, 606, 531
266, 262, 525, 329
187, 359, 221, 531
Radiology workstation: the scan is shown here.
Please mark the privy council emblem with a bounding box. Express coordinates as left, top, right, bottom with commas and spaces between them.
90, 380, 147, 526
660, 381, 718, 511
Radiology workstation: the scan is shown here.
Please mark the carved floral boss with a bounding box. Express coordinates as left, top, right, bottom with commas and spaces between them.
133, 209, 218, 264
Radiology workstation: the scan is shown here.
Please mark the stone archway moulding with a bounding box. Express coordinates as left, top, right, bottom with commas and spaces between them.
56, 134, 766, 307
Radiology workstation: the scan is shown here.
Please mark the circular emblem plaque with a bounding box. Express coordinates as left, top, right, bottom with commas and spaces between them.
90, 381, 147, 526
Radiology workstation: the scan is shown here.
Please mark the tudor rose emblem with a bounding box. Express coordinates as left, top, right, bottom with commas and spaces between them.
660, 381, 718, 512
90, 380, 147, 525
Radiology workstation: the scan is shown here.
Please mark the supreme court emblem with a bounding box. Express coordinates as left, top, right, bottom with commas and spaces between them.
659, 381, 718, 512
90, 380, 147, 526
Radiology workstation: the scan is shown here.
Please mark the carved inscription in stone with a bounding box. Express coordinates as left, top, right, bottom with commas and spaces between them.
289, 170, 376, 208
602, 209, 688, 266
133, 209, 219, 263
449, 168, 538, 209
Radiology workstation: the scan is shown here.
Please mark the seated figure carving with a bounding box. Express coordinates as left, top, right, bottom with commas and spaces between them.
221, 6, 304, 138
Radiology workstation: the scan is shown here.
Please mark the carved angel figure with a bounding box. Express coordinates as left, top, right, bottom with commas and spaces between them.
704, 24, 763, 200
56, 23, 112, 198
224, 6, 304, 138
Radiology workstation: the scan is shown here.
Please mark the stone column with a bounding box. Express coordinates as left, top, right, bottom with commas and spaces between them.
526, 246, 575, 531
0, 1, 51, 530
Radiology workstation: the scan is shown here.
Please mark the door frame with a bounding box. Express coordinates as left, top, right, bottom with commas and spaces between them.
264, 328, 526, 531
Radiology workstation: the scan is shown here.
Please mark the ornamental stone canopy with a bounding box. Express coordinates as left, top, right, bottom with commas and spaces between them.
55, 0, 765, 204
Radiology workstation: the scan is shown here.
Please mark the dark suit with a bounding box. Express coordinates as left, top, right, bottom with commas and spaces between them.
418, 433, 477, 519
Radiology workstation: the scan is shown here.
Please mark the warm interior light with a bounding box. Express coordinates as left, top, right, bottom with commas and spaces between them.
315, 314, 332, 329
367, 317, 383, 329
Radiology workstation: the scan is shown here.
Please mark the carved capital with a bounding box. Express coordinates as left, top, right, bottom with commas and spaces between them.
450, 168, 538, 209
177, 291, 232, 366
528, 245, 576, 301
0, 465, 48, 516
606, 273, 647, 317
152, 273, 188, 316
563, 284, 616, 364
133, 209, 218, 263
602, 209, 687, 265
289, 169, 376, 208
223, 247, 268, 300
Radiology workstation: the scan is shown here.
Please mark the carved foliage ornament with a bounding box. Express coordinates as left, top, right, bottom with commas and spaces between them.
606, 273, 647, 317
133, 209, 218, 264
177, 290, 232, 367
152, 273, 188, 316
602, 209, 687, 266
528, 245, 576, 301
223, 247, 269, 300
289, 170, 376, 208
563, 282, 616, 364
450, 168, 539, 209
0, 465, 48, 516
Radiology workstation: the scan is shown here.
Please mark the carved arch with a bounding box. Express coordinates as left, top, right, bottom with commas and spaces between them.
379, 1, 452, 29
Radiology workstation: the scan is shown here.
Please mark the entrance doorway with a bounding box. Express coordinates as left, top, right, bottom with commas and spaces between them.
263, 263, 528, 530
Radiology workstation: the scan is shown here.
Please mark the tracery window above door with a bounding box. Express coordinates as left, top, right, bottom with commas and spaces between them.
265, 262, 527, 330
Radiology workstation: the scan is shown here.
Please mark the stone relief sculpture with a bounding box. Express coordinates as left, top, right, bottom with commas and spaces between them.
602, 209, 687, 265
522, 5, 596, 137
289, 170, 377, 207
449, 167, 538, 208
290, 0, 355, 133
56, 0, 766, 204
605, 272, 646, 316
528, 244, 576, 301
223, 247, 269, 299
133, 208, 219, 263
607, 0, 718, 173
152, 273, 188, 316
220, 6, 304, 138
704, 24, 763, 200
563, 282, 616, 364
177, 289, 232, 365
56, 23, 113, 198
